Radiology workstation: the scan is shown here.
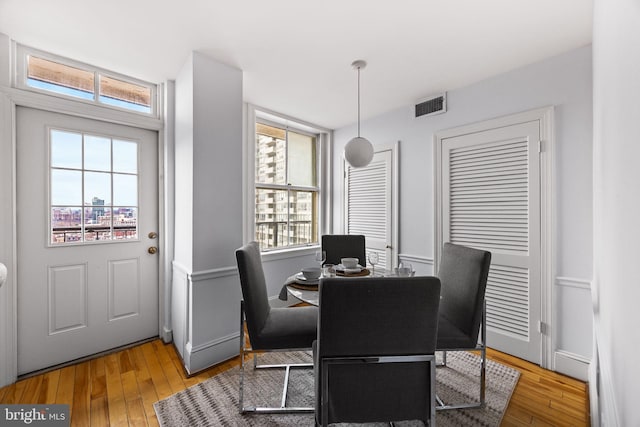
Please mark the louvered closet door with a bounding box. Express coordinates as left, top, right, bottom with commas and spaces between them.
441, 121, 541, 364
345, 149, 393, 270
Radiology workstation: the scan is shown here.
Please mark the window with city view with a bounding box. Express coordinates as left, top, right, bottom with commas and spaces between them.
255, 122, 319, 250
49, 129, 139, 245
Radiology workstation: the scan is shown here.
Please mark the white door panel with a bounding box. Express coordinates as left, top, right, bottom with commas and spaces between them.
439, 121, 542, 364
17, 107, 159, 375
345, 147, 396, 270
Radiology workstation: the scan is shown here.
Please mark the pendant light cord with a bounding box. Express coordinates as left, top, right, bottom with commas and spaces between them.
357, 66, 361, 137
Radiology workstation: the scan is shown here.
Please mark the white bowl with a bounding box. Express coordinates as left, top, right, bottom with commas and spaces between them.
341, 258, 359, 269
301, 267, 321, 280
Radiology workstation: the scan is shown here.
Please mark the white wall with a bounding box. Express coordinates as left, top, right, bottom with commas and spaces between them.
592, 0, 640, 424
333, 46, 594, 378
171, 52, 244, 373
0, 33, 16, 388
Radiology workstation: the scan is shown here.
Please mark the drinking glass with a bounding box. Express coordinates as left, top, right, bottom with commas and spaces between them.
315, 250, 326, 270
368, 252, 379, 276
323, 264, 336, 278
397, 262, 413, 277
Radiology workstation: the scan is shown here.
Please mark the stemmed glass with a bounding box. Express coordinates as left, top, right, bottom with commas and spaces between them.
315, 250, 326, 271
368, 252, 379, 276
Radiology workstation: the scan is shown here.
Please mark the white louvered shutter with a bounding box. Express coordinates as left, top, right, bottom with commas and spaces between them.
441, 121, 541, 363
345, 149, 392, 269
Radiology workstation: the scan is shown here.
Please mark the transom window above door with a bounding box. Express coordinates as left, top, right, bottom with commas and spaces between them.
49, 129, 139, 245
15, 44, 157, 116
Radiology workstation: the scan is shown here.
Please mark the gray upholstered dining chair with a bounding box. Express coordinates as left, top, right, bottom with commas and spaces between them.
321, 234, 366, 267
314, 276, 441, 427
235, 241, 317, 414
435, 242, 492, 410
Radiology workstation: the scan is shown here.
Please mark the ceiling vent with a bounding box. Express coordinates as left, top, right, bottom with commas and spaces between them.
415, 93, 447, 118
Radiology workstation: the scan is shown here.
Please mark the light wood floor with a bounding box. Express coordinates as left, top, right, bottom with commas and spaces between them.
0, 339, 589, 426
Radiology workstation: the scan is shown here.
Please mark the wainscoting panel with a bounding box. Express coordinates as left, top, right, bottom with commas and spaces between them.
397, 254, 434, 276
555, 276, 592, 381
171, 261, 189, 360
172, 265, 242, 374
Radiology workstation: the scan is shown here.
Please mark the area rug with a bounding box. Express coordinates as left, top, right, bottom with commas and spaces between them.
154, 351, 519, 426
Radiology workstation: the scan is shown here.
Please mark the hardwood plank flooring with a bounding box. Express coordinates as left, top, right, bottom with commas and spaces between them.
0, 340, 589, 426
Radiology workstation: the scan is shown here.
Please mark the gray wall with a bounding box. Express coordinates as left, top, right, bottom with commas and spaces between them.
593, 0, 640, 424
333, 45, 593, 377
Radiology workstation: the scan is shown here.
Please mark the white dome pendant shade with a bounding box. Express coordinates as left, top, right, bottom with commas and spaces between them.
344, 60, 374, 168
344, 136, 374, 168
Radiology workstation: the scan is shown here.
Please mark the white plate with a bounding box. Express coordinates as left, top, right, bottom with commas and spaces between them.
295, 273, 319, 284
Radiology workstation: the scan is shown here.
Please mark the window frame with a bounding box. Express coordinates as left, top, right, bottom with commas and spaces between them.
247, 105, 332, 254
14, 44, 158, 118
47, 126, 142, 247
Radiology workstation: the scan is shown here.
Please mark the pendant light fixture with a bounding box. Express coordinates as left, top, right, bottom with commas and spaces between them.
344, 60, 374, 168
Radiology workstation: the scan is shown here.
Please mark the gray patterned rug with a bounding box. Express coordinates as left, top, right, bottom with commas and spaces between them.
154, 351, 519, 426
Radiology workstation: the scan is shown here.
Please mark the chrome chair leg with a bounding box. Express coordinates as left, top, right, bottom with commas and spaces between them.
436, 302, 487, 411
238, 302, 314, 414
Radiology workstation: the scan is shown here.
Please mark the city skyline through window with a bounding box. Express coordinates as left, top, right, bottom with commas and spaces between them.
255, 122, 319, 250
49, 129, 139, 244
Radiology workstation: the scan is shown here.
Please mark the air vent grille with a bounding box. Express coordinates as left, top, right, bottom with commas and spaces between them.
415, 93, 446, 118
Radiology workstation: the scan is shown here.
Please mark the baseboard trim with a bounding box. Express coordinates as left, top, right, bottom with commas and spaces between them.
183, 332, 240, 375
554, 350, 590, 381
161, 326, 173, 343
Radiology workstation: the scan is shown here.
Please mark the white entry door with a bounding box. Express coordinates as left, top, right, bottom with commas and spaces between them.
16, 107, 159, 375
437, 118, 543, 365
344, 145, 397, 270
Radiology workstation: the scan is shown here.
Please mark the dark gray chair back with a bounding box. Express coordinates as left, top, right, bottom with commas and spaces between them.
321, 234, 366, 267
316, 276, 441, 425
438, 242, 491, 346
235, 241, 271, 348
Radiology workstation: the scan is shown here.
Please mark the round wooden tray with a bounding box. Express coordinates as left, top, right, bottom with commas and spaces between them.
289, 282, 318, 291
336, 268, 370, 277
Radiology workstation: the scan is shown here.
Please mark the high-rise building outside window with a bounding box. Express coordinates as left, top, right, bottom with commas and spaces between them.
255, 122, 319, 250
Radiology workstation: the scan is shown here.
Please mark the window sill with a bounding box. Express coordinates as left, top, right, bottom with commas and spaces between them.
260, 245, 320, 262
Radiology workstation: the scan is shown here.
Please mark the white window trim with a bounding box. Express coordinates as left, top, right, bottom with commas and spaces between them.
244, 104, 332, 257
14, 43, 159, 118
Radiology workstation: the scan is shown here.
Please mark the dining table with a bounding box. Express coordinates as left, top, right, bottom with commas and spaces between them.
278, 267, 406, 306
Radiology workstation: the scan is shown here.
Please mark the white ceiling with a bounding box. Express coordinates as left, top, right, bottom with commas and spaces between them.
0, 0, 592, 129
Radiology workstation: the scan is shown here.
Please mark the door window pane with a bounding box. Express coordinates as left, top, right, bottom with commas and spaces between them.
84, 206, 111, 241
51, 130, 82, 169
113, 140, 137, 173
113, 174, 137, 206
51, 207, 82, 244
85, 172, 111, 205
113, 207, 137, 240
51, 169, 82, 205
84, 135, 111, 171
49, 129, 139, 245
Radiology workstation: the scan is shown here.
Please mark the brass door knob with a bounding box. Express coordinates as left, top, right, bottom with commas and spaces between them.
148, 246, 158, 254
